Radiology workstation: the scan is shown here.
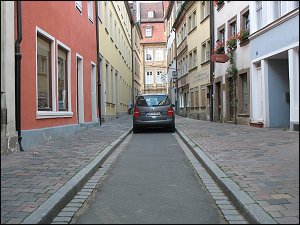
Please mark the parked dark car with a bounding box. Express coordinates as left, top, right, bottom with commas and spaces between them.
132, 94, 175, 133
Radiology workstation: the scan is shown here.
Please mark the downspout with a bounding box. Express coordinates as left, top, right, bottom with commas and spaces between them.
95, 1, 101, 125
174, 29, 178, 115
209, 1, 214, 122
15, 1, 24, 151
131, 23, 134, 106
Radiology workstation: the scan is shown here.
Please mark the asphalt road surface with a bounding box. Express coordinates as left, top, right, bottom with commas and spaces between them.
73, 128, 227, 224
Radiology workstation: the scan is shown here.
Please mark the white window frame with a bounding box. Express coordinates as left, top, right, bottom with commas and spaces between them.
36, 27, 73, 119
145, 26, 152, 37
98, 1, 102, 22
148, 11, 154, 18
88, 1, 93, 23
145, 48, 153, 61
155, 49, 164, 61
57, 40, 72, 113
75, 1, 82, 13
156, 71, 163, 84
146, 71, 153, 84
256, 1, 263, 30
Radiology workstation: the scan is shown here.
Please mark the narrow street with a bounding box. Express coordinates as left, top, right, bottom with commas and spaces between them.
71, 130, 228, 224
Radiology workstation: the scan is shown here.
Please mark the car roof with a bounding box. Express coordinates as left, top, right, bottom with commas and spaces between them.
137, 93, 168, 96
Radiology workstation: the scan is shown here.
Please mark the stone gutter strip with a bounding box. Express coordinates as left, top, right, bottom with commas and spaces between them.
21, 127, 132, 224
176, 127, 278, 224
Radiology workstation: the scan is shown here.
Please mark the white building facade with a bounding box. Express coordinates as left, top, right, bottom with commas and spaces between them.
213, 1, 251, 124
249, 1, 299, 130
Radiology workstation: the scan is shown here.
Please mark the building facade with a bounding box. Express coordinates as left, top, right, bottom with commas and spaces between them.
187, 1, 211, 121
97, 1, 133, 120
213, 1, 251, 125
138, 2, 167, 94
165, 1, 177, 107
1, 1, 19, 155
249, 1, 299, 130
19, 1, 97, 149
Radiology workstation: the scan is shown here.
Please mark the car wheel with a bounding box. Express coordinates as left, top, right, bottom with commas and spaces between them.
169, 126, 175, 133
133, 127, 139, 133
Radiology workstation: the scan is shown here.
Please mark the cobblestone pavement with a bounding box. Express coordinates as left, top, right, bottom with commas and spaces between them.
176, 116, 299, 224
1, 115, 132, 224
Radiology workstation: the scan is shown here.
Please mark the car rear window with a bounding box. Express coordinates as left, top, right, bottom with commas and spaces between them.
136, 95, 170, 107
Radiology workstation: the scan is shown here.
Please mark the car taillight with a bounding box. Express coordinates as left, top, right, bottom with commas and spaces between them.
133, 108, 140, 117
167, 107, 174, 116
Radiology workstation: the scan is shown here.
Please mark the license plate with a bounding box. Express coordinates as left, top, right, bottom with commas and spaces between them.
147, 112, 160, 116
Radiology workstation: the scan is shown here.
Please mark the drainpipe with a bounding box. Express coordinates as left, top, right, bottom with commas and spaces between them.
15, 1, 24, 151
131, 23, 134, 106
174, 28, 178, 115
95, 1, 101, 125
209, 1, 214, 122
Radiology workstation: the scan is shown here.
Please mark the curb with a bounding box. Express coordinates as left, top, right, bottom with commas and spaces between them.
176, 127, 278, 224
21, 127, 133, 224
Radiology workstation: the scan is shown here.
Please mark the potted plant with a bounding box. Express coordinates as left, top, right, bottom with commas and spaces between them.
214, 1, 224, 8
226, 35, 238, 51
214, 40, 225, 54
237, 29, 250, 43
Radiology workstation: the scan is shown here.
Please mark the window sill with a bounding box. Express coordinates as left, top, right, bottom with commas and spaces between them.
189, 66, 197, 72
105, 28, 109, 34
188, 26, 197, 35
37, 111, 73, 119
200, 15, 209, 24
201, 60, 210, 66
110, 37, 114, 42
239, 38, 250, 47
238, 113, 249, 117
217, 4, 225, 11
88, 18, 94, 24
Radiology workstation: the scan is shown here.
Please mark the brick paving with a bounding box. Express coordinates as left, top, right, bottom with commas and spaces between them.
1, 115, 132, 224
176, 116, 299, 224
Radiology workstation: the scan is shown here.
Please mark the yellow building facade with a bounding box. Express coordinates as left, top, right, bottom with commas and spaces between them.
97, 1, 133, 120
186, 1, 211, 120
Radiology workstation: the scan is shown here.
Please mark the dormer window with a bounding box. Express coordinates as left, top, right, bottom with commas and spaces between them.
148, 11, 154, 18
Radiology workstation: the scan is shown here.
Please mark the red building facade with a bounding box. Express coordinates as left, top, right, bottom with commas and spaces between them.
19, 1, 97, 149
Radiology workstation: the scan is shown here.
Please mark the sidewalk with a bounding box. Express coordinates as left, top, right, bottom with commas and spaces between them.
1, 115, 132, 224
1, 115, 299, 224
176, 116, 299, 224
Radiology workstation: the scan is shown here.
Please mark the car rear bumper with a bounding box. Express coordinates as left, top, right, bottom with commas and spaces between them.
133, 118, 175, 128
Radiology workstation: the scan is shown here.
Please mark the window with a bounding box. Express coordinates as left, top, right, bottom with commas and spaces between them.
98, 1, 102, 21
241, 9, 250, 31
146, 71, 153, 84
148, 11, 154, 18
188, 15, 192, 32
156, 71, 163, 84
115, 22, 117, 46
218, 27, 225, 47
188, 11, 197, 33
75, 1, 82, 12
195, 88, 199, 107
57, 47, 68, 111
256, 1, 263, 30
37, 35, 52, 111
189, 49, 197, 69
105, 1, 108, 31
110, 12, 113, 38
155, 49, 164, 61
200, 1, 210, 21
145, 49, 153, 61
201, 42, 207, 63
106, 63, 109, 101
88, 1, 93, 22
191, 90, 194, 108
145, 26, 152, 37
229, 20, 237, 37
201, 88, 206, 107
193, 49, 197, 68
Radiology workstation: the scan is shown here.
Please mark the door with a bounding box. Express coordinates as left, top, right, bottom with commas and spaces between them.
91, 63, 97, 123
76, 55, 84, 124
